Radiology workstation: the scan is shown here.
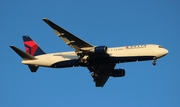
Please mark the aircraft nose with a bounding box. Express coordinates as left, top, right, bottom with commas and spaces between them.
164, 48, 169, 55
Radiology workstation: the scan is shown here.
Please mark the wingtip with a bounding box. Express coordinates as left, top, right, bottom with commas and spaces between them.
42, 18, 48, 19
9, 45, 17, 50
9, 45, 14, 48
42, 18, 49, 21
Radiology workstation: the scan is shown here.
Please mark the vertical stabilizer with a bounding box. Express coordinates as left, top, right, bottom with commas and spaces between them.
23, 36, 46, 56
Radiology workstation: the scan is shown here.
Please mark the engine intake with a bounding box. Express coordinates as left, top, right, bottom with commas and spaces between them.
89, 46, 108, 53
110, 69, 125, 77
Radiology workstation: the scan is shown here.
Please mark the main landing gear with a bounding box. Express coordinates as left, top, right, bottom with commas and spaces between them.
78, 53, 90, 64
91, 73, 99, 82
152, 57, 157, 66
88, 67, 99, 82
80, 55, 90, 64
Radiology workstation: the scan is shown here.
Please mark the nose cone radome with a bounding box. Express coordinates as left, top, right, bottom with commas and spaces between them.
164, 48, 169, 55
157, 48, 169, 58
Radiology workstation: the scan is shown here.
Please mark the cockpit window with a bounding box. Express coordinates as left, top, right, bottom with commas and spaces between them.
159, 46, 163, 48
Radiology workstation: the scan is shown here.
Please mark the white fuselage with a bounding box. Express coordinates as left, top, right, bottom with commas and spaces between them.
22, 44, 168, 68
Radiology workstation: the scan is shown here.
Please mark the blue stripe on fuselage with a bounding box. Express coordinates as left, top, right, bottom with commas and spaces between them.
110, 56, 155, 63
50, 56, 155, 68
50, 59, 80, 68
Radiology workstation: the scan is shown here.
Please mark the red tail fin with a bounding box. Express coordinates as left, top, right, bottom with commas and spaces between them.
23, 36, 46, 56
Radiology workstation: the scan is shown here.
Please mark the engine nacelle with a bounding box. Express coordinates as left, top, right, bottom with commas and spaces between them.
110, 69, 125, 77
89, 46, 108, 53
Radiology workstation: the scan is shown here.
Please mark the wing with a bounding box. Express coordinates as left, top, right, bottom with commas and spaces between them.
88, 63, 116, 87
95, 73, 109, 87
42, 18, 93, 51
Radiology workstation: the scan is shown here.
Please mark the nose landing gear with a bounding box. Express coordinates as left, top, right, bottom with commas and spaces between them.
152, 57, 157, 66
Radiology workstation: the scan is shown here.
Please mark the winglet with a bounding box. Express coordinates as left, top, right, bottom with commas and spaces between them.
10, 46, 36, 60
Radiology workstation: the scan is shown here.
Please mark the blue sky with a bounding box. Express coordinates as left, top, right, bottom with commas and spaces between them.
1, 0, 180, 107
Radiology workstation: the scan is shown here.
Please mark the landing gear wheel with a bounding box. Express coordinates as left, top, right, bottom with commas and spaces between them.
91, 73, 98, 78
79, 55, 89, 64
152, 62, 156, 66
152, 57, 157, 66
91, 73, 99, 82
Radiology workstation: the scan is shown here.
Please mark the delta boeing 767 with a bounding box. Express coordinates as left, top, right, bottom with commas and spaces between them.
10, 18, 169, 87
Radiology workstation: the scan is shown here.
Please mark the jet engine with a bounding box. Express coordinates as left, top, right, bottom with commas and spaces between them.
89, 46, 108, 53
110, 69, 125, 77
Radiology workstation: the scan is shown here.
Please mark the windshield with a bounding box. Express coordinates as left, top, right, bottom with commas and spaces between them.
159, 46, 164, 48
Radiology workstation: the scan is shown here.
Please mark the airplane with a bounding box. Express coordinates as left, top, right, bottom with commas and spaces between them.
10, 18, 169, 87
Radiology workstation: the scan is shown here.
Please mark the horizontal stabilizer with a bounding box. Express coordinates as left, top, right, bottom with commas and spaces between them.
28, 65, 39, 72
10, 46, 36, 60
